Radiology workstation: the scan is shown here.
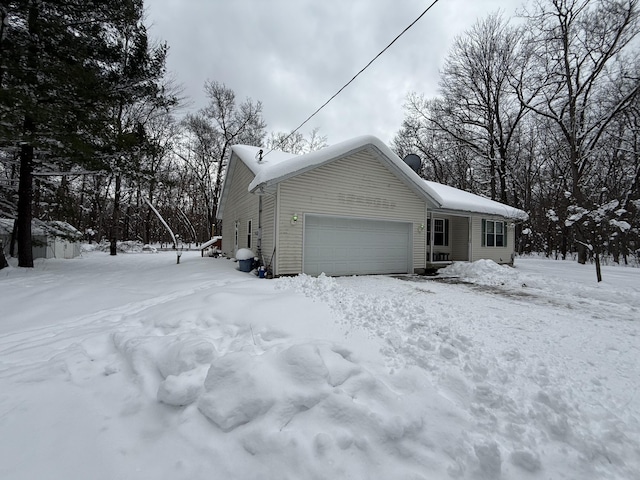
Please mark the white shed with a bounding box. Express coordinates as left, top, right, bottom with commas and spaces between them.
0, 219, 83, 260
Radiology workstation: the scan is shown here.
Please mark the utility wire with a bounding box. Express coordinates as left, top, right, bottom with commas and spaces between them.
265, 0, 441, 158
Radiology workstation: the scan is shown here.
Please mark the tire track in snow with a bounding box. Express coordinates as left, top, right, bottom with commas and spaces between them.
0, 279, 233, 374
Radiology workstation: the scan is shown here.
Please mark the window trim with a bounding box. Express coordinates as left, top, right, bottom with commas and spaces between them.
247, 219, 253, 249
427, 217, 449, 246
482, 219, 507, 248
234, 221, 239, 251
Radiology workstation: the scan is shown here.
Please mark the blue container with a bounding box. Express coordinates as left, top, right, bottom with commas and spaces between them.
238, 259, 253, 272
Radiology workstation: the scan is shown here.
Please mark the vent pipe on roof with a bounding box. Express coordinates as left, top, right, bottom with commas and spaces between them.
256, 149, 264, 163
402, 154, 421, 174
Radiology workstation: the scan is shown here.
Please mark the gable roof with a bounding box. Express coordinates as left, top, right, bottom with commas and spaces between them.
231, 135, 439, 202
219, 135, 528, 221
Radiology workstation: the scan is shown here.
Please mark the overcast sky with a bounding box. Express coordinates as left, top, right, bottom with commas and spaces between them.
145, 0, 522, 146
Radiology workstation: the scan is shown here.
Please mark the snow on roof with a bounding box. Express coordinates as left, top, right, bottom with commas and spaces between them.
229, 135, 528, 221
46, 220, 82, 239
230, 145, 298, 177
0, 218, 82, 238
424, 181, 529, 221
200, 237, 222, 250
238, 135, 425, 194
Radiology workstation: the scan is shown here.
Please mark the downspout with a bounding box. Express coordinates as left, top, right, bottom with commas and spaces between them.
257, 189, 263, 262
274, 183, 281, 276
256, 149, 264, 265
468, 216, 472, 262
429, 213, 434, 262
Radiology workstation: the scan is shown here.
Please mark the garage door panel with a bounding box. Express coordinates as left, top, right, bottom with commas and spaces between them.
303, 215, 411, 276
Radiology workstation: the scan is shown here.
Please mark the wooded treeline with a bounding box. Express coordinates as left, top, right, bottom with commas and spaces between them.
393, 0, 640, 267
1, 0, 639, 270
0, 0, 326, 267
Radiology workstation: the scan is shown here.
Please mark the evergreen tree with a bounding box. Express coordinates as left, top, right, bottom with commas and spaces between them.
0, 0, 172, 265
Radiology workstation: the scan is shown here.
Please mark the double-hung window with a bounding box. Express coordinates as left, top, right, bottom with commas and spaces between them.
247, 220, 252, 249
482, 219, 506, 247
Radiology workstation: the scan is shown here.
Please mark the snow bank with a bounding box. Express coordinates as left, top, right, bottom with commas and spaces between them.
94, 240, 145, 253
278, 265, 640, 480
439, 259, 521, 285
198, 343, 368, 431
110, 306, 458, 477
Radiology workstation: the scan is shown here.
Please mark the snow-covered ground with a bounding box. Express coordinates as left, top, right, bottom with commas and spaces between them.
0, 251, 638, 480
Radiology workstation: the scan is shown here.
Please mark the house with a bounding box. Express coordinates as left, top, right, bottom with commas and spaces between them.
0, 219, 83, 260
217, 135, 528, 277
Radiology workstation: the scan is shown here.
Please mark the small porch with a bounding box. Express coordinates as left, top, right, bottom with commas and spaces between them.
425, 212, 470, 269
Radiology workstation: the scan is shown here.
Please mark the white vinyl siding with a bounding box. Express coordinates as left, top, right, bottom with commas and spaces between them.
275, 149, 426, 275
470, 216, 515, 264
221, 157, 259, 257
450, 216, 470, 261
260, 194, 276, 268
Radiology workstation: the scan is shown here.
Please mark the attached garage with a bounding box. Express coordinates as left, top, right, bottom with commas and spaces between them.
303, 215, 412, 276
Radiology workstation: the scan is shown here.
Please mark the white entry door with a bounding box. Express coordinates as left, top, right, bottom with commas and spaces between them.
303, 215, 412, 276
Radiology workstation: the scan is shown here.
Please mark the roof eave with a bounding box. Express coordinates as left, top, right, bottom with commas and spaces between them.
216, 152, 240, 220
430, 207, 529, 221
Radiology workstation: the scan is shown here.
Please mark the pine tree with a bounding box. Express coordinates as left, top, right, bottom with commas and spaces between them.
0, 0, 172, 265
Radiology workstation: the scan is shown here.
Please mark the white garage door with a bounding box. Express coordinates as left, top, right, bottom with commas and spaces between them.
303, 215, 412, 276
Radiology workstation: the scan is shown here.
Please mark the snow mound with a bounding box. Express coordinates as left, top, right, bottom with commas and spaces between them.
234, 248, 255, 260
197, 344, 360, 431
95, 240, 145, 253
439, 259, 519, 285
113, 317, 457, 476
81, 243, 97, 252
275, 273, 339, 300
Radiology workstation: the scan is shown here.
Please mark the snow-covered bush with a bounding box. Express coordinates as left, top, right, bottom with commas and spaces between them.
95, 240, 145, 253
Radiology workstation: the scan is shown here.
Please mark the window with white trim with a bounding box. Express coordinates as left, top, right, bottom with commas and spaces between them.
247, 220, 252, 249
482, 219, 506, 247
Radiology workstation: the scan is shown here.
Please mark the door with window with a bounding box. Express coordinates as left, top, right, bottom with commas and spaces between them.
427, 217, 449, 261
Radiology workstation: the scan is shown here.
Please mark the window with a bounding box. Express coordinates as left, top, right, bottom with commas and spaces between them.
247, 220, 252, 249
482, 219, 506, 247
427, 218, 449, 246
234, 221, 239, 251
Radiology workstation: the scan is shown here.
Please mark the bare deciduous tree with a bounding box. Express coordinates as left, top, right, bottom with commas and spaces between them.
519, 0, 640, 274
179, 81, 266, 236
266, 127, 328, 154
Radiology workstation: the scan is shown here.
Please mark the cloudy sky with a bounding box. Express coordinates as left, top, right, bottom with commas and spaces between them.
145, 0, 523, 146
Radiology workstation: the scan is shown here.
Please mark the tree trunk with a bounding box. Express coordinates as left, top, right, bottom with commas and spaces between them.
110, 174, 121, 256
17, 118, 35, 267
145, 179, 156, 244
576, 242, 587, 264
9, 215, 17, 257
0, 243, 8, 269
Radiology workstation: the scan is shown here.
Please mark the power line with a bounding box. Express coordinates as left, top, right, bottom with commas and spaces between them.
266, 0, 441, 157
